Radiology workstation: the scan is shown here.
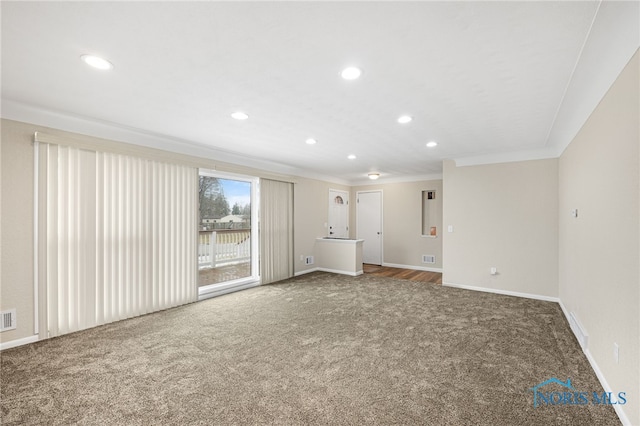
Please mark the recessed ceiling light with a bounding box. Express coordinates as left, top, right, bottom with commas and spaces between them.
426, 141, 438, 148
368, 173, 380, 180
231, 111, 249, 120
80, 54, 113, 70
341, 67, 362, 80
306, 138, 317, 145
397, 115, 412, 124
347, 154, 356, 160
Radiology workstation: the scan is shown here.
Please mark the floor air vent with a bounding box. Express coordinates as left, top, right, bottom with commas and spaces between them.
569, 312, 588, 350
0, 309, 16, 332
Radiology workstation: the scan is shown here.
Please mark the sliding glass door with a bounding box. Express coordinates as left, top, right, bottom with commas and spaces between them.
198, 171, 259, 299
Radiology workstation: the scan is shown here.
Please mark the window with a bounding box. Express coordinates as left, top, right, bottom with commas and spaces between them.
198, 171, 259, 299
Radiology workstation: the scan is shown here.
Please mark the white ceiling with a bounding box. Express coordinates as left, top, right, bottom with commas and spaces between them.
2, 1, 638, 184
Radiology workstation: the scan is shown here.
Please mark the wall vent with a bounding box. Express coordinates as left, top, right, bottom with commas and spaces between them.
305, 256, 314, 265
422, 255, 436, 264
0, 309, 16, 332
569, 312, 588, 350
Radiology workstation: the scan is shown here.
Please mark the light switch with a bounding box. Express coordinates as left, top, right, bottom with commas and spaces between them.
571, 209, 578, 218
447, 225, 454, 233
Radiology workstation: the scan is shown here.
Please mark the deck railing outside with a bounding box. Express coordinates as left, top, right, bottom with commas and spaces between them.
198, 229, 251, 269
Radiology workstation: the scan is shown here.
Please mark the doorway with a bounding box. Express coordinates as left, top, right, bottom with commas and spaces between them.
357, 190, 383, 265
198, 171, 259, 299
328, 189, 349, 238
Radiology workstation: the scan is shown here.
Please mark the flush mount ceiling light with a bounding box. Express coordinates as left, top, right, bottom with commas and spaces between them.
341, 67, 362, 80
305, 138, 317, 145
397, 115, 413, 124
231, 111, 249, 120
80, 54, 113, 70
368, 173, 380, 180
347, 154, 356, 160
426, 141, 438, 148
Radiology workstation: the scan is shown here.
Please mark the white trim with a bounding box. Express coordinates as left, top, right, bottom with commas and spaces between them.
442, 281, 560, 303
382, 262, 443, 273
197, 168, 261, 289
315, 238, 363, 244
558, 301, 631, 426
294, 267, 321, 276
0, 334, 39, 351
545, 1, 639, 157
198, 279, 260, 301
452, 147, 557, 168
317, 267, 363, 277
33, 138, 39, 335
350, 173, 443, 185
5, 100, 353, 186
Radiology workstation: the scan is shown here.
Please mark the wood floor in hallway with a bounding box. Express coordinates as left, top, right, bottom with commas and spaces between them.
363, 264, 442, 284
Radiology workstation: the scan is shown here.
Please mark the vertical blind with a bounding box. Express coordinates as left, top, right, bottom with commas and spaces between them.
259, 179, 294, 284
37, 142, 198, 338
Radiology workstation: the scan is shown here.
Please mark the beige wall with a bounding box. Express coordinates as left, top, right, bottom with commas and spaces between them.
0, 119, 350, 343
1, 120, 36, 344
351, 180, 443, 270
559, 50, 639, 425
293, 177, 351, 275
442, 158, 559, 298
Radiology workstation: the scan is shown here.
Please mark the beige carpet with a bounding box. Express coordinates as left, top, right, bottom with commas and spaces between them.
1, 272, 619, 425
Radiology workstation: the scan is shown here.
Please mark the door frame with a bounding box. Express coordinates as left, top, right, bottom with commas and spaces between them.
198, 169, 260, 300
356, 190, 383, 265
328, 188, 349, 238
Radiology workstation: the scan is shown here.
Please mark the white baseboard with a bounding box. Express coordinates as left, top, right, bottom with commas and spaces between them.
294, 267, 319, 276
558, 301, 631, 426
382, 262, 443, 273
442, 281, 560, 303
295, 267, 363, 277
318, 267, 363, 276
0, 334, 39, 351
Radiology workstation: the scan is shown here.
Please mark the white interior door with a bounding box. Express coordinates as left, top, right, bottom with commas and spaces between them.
328, 189, 349, 238
357, 191, 382, 265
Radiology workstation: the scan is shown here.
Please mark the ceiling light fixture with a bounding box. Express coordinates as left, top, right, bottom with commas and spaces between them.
231, 111, 249, 120
341, 67, 362, 80
347, 154, 356, 160
80, 54, 113, 70
426, 141, 438, 148
397, 115, 413, 124
368, 173, 380, 180
306, 138, 317, 145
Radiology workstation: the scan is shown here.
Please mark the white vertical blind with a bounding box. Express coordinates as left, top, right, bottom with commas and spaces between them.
38, 143, 198, 337
259, 179, 294, 284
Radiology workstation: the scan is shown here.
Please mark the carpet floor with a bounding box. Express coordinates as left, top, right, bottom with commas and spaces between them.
1, 272, 619, 425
